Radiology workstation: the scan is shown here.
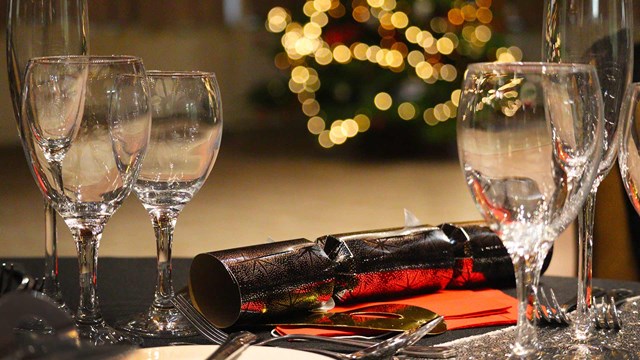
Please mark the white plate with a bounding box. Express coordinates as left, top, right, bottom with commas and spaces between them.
123, 344, 333, 360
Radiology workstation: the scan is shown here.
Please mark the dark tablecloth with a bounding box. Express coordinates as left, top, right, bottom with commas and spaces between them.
7, 257, 640, 350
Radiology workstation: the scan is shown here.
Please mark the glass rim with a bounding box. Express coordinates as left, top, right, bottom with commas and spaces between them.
27, 55, 143, 64
467, 61, 597, 73
147, 70, 217, 78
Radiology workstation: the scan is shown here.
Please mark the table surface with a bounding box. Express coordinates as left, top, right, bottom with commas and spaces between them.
7, 257, 640, 351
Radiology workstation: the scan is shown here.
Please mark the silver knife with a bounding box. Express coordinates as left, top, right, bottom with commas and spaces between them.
206, 331, 257, 360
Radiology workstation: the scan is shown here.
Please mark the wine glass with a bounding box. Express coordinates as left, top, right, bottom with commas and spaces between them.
457, 62, 603, 357
19, 55, 151, 345
620, 83, 640, 271
117, 71, 223, 338
542, 0, 633, 341
7, 0, 89, 308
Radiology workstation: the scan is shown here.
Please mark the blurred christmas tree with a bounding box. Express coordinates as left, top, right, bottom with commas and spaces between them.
254, 0, 522, 157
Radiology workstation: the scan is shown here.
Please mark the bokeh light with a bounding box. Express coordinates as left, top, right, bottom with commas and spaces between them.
267, 0, 515, 147
374, 92, 393, 110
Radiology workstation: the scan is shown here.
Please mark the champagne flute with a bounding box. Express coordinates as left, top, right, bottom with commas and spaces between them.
542, 0, 633, 341
457, 62, 603, 357
7, 0, 89, 308
118, 71, 222, 338
20, 55, 150, 345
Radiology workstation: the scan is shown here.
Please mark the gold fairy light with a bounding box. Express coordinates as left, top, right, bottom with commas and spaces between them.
415, 61, 434, 79
379, 12, 394, 30
508, 46, 523, 61
366, 45, 381, 63
476, 7, 492, 23
304, 22, 322, 39
386, 50, 403, 68
303, 2, 317, 17
314, 0, 332, 12
329, 121, 347, 143
267, 7, 290, 33
451, 89, 461, 106
460, 4, 477, 22
332, 45, 352, 63
496, 47, 517, 62
461, 25, 476, 42
307, 116, 326, 134
376, 49, 388, 66
328, 3, 346, 18
423, 108, 437, 125
341, 119, 359, 137
439, 64, 457, 82
311, 12, 329, 26
314, 47, 333, 65
434, 103, 450, 120
274, 52, 290, 70
318, 130, 333, 148
407, 50, 425, 67
291, 66, 310, 83
448, 8, 464, 26
391, 12, 409, 28
302, 98, 321, 116
430, 17, 448, 33
475, 25, 491, 42
398, 102, 416, 120
436, 37, 455, 55
298, 91, 315, 102
354, 114, 371, 132
381, 0, 396, 11
352, 43, 369, 60
445, 100, 457, 118
374, 92, 393, 110
405, 26, 421, 43
288, 79, 305, 93
353, 6, 370, 22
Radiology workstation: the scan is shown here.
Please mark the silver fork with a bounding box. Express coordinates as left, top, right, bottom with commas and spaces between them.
534, 287, 572, 325
593, 296, 622, 330
171, 293, 456, 359
535, 286, 631, 329
301, 316, 443, 360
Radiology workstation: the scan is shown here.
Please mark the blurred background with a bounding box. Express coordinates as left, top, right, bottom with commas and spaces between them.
0, 0, 637, 279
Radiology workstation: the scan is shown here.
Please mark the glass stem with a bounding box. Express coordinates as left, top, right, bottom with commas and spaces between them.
43, 200, 65, 307
71, 222, 105, 325
149, 208, 180, 310
575, 190, 596, 340
511, 252, 539, 357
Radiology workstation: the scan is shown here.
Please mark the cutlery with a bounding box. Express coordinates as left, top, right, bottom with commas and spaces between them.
535, 286, 634, 327
171, 293, 455, 358
299, 315, 444, 360
206, 331, 257, 360
593, 295, 623, 330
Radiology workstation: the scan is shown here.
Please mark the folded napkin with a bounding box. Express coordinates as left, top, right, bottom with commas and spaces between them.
275, 288, 517, 336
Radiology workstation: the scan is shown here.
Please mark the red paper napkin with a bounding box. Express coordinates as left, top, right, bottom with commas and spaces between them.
276, 289, 517, 336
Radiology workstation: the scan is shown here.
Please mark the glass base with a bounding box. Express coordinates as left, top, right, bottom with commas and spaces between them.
77, 321, 142, 346
539, 344, 636, 359
117, 306, 197, 338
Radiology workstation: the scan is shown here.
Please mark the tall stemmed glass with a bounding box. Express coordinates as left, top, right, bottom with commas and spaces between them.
118, 71, 222, 338
7, 0, 89, 308
20, 55, 150, 345
457, 62, 603, 357
543, 0, 633, 340
620, 83, 640, 268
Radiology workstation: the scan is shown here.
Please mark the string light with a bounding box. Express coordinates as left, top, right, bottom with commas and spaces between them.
265, 0, 523, 148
